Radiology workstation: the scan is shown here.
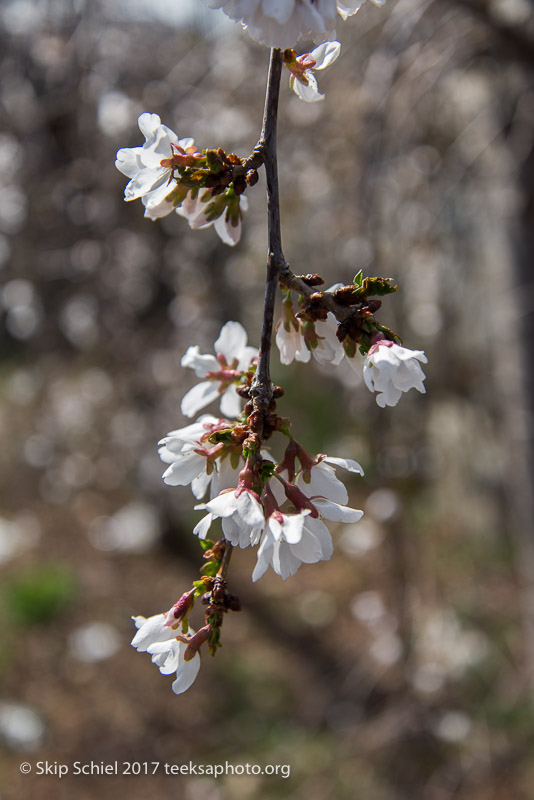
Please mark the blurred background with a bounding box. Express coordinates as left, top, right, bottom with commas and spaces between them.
1, 0, 534, 797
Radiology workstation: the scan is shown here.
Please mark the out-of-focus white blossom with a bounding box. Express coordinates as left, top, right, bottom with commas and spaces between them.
285, 42, 341, 103
205, 0, 386, 49
131, 613, 201, 695
360, 341, 427, 407
180, 322, 257, 418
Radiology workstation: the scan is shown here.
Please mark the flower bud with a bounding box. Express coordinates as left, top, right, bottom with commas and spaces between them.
233, 175, 247, 195
165, 589, 195, 627
182, 626, 210, 661
224, 592, 242, 612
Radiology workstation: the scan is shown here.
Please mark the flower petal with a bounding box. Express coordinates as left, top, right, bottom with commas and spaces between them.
171, 649, 201, 694
180, 381, 221, 418
309, 41, 341, 70
215, 321, 248, 362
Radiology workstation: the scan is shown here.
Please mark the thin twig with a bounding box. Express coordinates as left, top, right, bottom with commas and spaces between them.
216, 538, 233, 581
250, 48, 285, 416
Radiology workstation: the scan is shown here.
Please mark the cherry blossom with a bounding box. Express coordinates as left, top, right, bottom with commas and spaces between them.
180, 321, 258, 418
158, 415, 242, 499
206, 0, 386, 49
194, 487, 265, 546
131, 614, 201, 695
115, 112, 193, 219
115, 113, 246, 246
252, 489, 363, 581
360, 340, 428, 407
193, 452, 364, 579
284, 42, 341, 103
276, 310, 344, 365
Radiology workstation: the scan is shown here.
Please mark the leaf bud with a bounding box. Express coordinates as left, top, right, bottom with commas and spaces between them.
246, 169, 259, 186
298, 274, 325, 287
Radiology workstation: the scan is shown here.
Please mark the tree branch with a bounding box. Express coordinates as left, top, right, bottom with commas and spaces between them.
251, 48, 285, 416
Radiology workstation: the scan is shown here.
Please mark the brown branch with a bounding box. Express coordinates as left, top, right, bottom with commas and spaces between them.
250, 48, 285, 417
216, 538, 233, 581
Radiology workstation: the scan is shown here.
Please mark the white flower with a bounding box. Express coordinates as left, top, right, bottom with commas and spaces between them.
247, 452, 363, 579
158, 414, 241, 499
206, 0, 386, 49
253, 511, 329, 580
286, 42, 341, 103
180, 321, 258, 418
275, 316, 309, 364
115, 112, 193, 220
276, 312, 344, 366
252, 499, 363, 581
361, 341, 428, 407
185, 193, 249, 247
116, 114, 246, 246
194, 487, 265, 546
131, 614, 200, 695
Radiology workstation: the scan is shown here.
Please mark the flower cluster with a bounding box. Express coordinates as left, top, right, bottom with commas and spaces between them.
194, 451, 364, 581
115, 114, 250, 246
132, 540, 242, 694
132, 316, 428, 694
206, 0, 387, 49
276, 284, 428, 406
155, 322, 365, 581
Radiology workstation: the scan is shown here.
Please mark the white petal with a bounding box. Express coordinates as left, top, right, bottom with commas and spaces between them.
181, 346, 219, 377
204, 491, 239, 518
193, 513, 214, 539
220, 386, 242, 419
191, 470, 212, 500
323, 456, 364, 476
271, 540, 303, 579
236, 345, 258, 371
298, 461, 348, 505
147, 640, 180, 674
236, 491, 265, 525
252, 531, 274, 582
131, 614, 175, 652
275, 511, 308, 544
214, 211, 241, 246
180, 381, 221, 418
309, 41, 341, 70
215, 321, 248, 362
171, 650, 201, 694
291, 72, 324, 103
162, 451, 205, 486
314, 498, 364, 523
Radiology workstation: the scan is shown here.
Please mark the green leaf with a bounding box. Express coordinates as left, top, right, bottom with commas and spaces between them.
200, 560, 221, 577
199, 538, 215, 551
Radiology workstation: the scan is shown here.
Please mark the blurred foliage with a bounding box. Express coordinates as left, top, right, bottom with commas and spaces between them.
3, 563, 77, 626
